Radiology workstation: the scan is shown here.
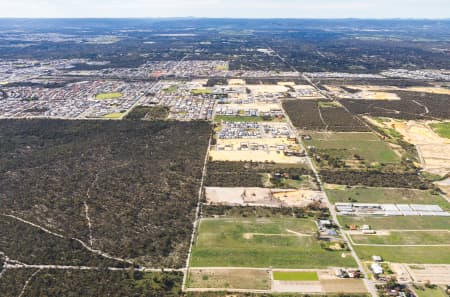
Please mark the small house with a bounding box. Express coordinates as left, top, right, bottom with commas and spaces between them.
372, 255, 383, 262
371, 263, 383, 275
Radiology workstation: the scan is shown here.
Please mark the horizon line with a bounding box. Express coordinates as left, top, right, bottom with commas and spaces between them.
0, 17, 449, 20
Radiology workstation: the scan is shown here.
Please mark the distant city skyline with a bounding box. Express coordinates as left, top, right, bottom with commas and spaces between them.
0, 0, 449, 19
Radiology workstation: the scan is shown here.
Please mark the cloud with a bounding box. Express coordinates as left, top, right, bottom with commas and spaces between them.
0, 0, 448, 18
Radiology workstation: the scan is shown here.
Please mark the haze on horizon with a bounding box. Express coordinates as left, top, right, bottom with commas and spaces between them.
0, 0, 449, 19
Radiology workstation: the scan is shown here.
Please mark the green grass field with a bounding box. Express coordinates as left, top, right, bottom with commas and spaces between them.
354, 245, 450, 264
414, 287, 448, 297
339, 216, 450, 231
430, 122, 450, 139
190, 218, 356, 269
351, 230, 450, 245
163, 85, 179, 94
326, 186, 450, 210
318, 101, 341, 108
95, 92, 123, 100
191, 88, 212, 95
102, 112, 125, 119
307, 132, 400, 164
273, 271, 319, 281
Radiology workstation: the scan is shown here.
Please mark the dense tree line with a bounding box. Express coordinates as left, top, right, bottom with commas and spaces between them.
125, 105, 170, 121
282, 100, 368, 132
341, 92, 450, 120
0, 269, 182, 297
320, 170, 431, 189
0, 216, 125, 267
206, 161, 315, 187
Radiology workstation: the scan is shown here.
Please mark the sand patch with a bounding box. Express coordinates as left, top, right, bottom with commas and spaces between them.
379, 119, 450, 175
205, 187, 325, 208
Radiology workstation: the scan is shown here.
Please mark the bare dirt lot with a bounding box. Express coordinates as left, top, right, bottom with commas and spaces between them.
205, 187, 326, 208
328, 85, 450, 100
209, 148, 305, 164
188, 268, 271, 290
272, 281, 323, 293
247, 84, 289, 95
271, 279, 366, 293
380, 119, 450, 175
219, 103, 282, 112
213, 136, 302, 165
326, 85, 401, 100
406, 264, 450, 284
321, 279, 367, 293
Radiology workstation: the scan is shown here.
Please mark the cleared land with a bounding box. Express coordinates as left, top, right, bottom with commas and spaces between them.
341, 91, 450, 120
0, 119, 210, 268
371, 119, 450, 175
336, 85, 450, 96
271, 279, 367, 294
407, 264, 450, 284
214, 115, 267, 122
326, 186, 450, 210
205, 187, 325, 208
209, 149, 304, 164
326, 85, 400, 101
321, 279, 367, 294
187, 269, 270, 290
190, 217, 356, 268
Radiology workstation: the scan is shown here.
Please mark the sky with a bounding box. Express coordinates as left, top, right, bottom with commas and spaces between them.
0, 0, 449, 19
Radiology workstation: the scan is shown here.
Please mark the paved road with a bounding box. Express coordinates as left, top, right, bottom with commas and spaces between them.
266, 47, 378, 297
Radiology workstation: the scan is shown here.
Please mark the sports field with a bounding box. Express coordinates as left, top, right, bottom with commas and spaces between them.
306, 132, 400, 164
326, 186, 450, 210
190, 218, 357, 268
273, 271, 319, 281
339, 216, 450, 230
95, 92, 123, 100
